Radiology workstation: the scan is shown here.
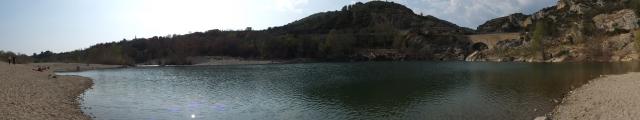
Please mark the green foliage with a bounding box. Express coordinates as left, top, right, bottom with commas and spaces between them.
0, 50, 32, 64
629, 0, 640, 13
532, 21, 547, 59
32, 1, 471, 64
323, 29, 356, 59
635, 30, 640, 52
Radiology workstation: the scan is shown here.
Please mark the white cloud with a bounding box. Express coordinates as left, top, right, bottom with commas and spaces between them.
274, 0, 309, 13
412, 0, 557, 28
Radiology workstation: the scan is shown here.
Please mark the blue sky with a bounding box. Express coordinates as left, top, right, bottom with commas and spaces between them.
0, 0, 557, 54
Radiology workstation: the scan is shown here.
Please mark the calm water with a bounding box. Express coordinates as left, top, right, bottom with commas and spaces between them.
59, 62, 640, 120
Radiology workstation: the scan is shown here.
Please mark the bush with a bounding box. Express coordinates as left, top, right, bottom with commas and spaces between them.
0, 50, 33, 64
635, 30, 640, 52
532, 21, 547, 59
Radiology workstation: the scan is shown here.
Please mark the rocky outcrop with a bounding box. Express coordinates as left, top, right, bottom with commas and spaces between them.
495, 39, 525, 49
593, 9, 639, 32
603, 33, 639, 61
472, 0, 640, 62
465, 51, 486, 61
477, 13, 530, 33
356, 49, 407, 61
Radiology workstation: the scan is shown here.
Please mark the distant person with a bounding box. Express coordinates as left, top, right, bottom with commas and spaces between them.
6, 56, 10, 64
12, 56, 16, 64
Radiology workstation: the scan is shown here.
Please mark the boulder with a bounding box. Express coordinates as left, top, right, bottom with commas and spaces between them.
593, 9, 639, 32
557, 0, 568, 10
621, 54, 639, 61
465, 51, 486, 62
604, 33, 633, 51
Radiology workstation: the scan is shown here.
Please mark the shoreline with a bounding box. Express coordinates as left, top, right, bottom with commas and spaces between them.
4, 61, 640, 119
551, 72, 640, 119
0, 62, 121, 120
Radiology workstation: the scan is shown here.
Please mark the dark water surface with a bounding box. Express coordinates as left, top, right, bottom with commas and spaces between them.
59, 62, 640, 120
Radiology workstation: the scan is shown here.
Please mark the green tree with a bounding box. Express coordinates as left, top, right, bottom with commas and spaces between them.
324, 29, 356, 58
635, 30, 640, 52
630, 0, 640, 12
532, 21, 547, 60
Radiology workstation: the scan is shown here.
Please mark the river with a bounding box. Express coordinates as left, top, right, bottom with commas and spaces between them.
59, 61, 640, 120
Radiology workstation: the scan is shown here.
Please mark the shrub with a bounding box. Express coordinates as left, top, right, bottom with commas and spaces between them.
532, 21, 547, 59
635, 30, 640, 52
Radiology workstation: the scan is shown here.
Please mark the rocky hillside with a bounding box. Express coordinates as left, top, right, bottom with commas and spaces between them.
477, 13, 531, 33
273, 1, 473, 35
469, 0, 640, 62
36, 0, 640, 64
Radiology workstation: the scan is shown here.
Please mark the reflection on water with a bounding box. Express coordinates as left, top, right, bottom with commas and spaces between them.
60, 62, 640, 120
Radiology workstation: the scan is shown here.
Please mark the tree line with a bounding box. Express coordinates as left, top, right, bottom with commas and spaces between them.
31, 1, 472, 65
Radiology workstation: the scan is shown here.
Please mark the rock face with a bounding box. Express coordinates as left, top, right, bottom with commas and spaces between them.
402, 31, 470, 61
593, 9, 639, 32
495, 39, 525, 49
602, 33, 639, 61
473, 0, 640, 62
355, 49, 406, 61
477, 13, 530, 33
465, 51, 485, 61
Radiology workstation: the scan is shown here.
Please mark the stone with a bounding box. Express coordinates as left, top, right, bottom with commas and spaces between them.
534, 116, 547, 120
593, 9, 639, 33
570, 3, 590, 15
465, 51, 486, 62
605, 33, 633, 51
557, 0, 567, 10
621, 54, 639, 62
495, 39, 524, 48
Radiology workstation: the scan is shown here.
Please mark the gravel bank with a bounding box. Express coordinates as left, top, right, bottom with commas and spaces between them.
552, 72, 640, 120
30, 63, 122, 72
0, 62, 119, 119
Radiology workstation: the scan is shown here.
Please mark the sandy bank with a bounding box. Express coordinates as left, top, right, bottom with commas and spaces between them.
0, 62, 114, 119
552, 72, 640, 120
30, 63, 122, 72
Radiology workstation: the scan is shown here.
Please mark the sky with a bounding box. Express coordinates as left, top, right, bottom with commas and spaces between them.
0, 0, 557, 54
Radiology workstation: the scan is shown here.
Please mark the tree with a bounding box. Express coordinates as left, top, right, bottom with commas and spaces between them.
630, 0, 640, 12
635, 30, 640, 53
324, 29, 356, 59
532, 21, 547, 60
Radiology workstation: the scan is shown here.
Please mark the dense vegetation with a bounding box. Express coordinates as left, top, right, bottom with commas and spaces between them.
33, 1, 472, 65
531, 21, 548, 60
0, 51, 32, 64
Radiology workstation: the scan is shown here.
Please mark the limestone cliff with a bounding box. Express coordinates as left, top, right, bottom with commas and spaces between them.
470, 0, 640, 62
477, 13, 531, 33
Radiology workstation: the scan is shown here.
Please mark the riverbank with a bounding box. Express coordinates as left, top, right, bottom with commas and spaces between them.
30, 63, 123, 72
0, 62, 120, 119
552, 72, 640, 120
191, 56, 282, 66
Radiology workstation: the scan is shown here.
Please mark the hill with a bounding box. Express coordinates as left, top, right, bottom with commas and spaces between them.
467, 0, 640, 62
34, 1, 475, 65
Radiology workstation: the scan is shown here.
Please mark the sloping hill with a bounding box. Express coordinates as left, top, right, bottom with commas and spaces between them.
35, 1, 475, 65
